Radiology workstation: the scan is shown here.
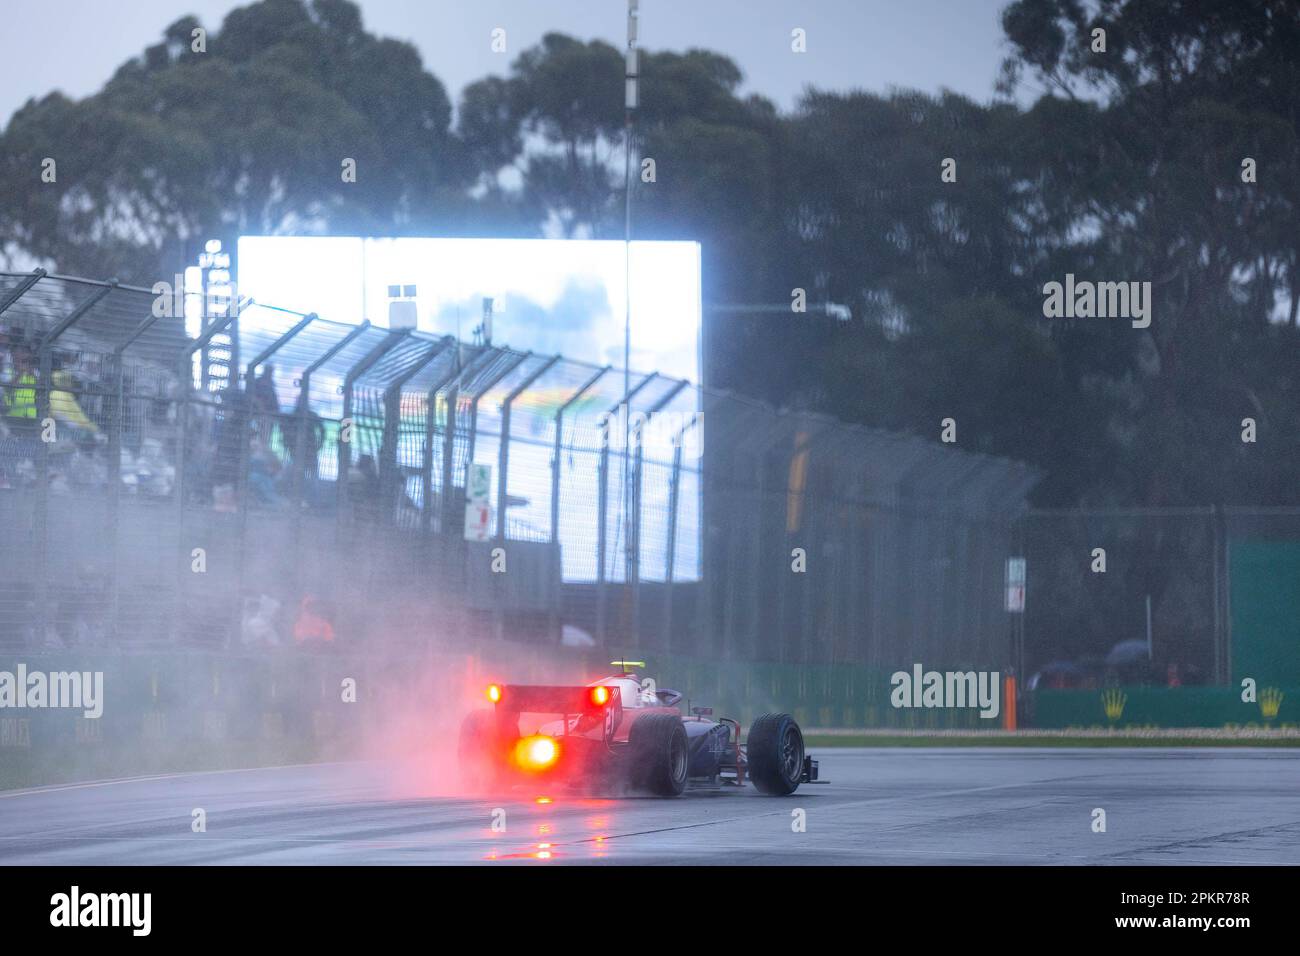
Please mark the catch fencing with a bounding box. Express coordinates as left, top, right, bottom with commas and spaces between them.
0, 269, 1038, 671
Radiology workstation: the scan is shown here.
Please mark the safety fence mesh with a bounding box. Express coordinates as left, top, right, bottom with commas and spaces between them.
1, 270, 1043, 671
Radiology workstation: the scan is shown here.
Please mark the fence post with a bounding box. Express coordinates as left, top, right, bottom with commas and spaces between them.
595, 373, 657, 648
240, 313, 317, 511
1013, 510, 1026, 686
34, 280, 114, 644
0, 268, 45, 315
550, 366, 608, 545
548, 365, 608, 643
465, 351, 526, 470
440, 383, 460, 536
493, 355, 562, 644
379, 337, 451, 523
176, 297, 244, 643
630, 379, 688, 647
454, 350, 528, 641
423, 349, 489, 536
295, 321, 370, 515
108, 354, 124, 641
235, 312, 316, 631
1212, 504, 1225, 684
661, 412, 697, 651
421, 389, 437, 537
337, 329, 410, 526
597, 433, 609, 646
439, 348, 505, 538
108, 305, 169, 640
288, 322, 373, 622
497, 356, 559, 539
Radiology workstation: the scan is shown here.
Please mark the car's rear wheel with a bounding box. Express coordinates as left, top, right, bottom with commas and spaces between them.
628, 713, 689, 796
746, 713, 804, 795
458, 710, 509, 790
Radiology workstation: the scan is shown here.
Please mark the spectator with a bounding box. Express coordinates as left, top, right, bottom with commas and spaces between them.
247, 435, 283, 505
49, 357, 99, 438
210, 387, 249, 508
293, 595, 335, 648
282, 391, 325, 501
3, 344, 37, 434
240, 594, 282, 649
349, 453, 383, 520
0, 329, 12, 388
251, 364, 280, 441
1, 344, 50, 489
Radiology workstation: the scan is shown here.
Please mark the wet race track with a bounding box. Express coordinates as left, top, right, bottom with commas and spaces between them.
3, 749, 1299, 865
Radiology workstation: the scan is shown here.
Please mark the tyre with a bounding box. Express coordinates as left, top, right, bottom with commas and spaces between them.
628, 713, 689, 796
458, 710, 508, 790
746, 713, 804, 795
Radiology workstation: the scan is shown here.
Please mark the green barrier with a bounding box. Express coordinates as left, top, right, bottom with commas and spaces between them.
29, 651, 1272, 789
641, 657, 994, 730
1029, 685, 1296, 729
1231, 540, 1300, 686
649, 658, 1297, 731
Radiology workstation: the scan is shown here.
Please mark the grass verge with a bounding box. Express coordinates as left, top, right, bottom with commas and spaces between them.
804, 731, 1300, 748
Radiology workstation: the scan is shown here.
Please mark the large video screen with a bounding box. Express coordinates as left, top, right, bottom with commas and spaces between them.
237, 236, 703, 585
236, 236, 701, 382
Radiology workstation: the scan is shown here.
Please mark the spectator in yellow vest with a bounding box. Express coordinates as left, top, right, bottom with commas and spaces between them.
3, 347, 37, 428
50, 369, 98, 435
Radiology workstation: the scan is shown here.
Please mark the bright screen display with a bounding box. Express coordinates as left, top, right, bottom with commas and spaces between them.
237, 236, 703, 585
236, 236, 701, 382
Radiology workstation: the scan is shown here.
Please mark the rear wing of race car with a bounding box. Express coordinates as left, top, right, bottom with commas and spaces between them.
485, 683, 623, 714
485, 683, 625, 744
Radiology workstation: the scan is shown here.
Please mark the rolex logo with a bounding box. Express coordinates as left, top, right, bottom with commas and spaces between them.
1101, 688, 1126, 722
1260, 687, 1283, 720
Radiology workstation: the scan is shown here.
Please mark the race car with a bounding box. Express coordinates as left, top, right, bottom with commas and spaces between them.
457, 662, 820, 796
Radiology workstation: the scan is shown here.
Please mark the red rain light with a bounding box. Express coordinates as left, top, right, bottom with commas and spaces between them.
515, 735, 560, 770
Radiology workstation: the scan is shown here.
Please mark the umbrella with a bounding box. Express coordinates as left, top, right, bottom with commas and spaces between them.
1039, 660, 1081, 675
1106, 639, 1151, 665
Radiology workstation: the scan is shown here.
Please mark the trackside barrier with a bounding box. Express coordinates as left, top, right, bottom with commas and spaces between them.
624, 657, 998, 730
0, 647, 605, 789
0, 652, 1019, 787
10, 654, 1286, 789
1028, 686, 1299, 729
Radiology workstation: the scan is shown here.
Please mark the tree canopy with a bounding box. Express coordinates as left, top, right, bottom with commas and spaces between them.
2, 0, 1296, 508
0, 0, 465, 280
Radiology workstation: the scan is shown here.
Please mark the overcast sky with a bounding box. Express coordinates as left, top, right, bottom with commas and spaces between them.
0, 0, 1016, 126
